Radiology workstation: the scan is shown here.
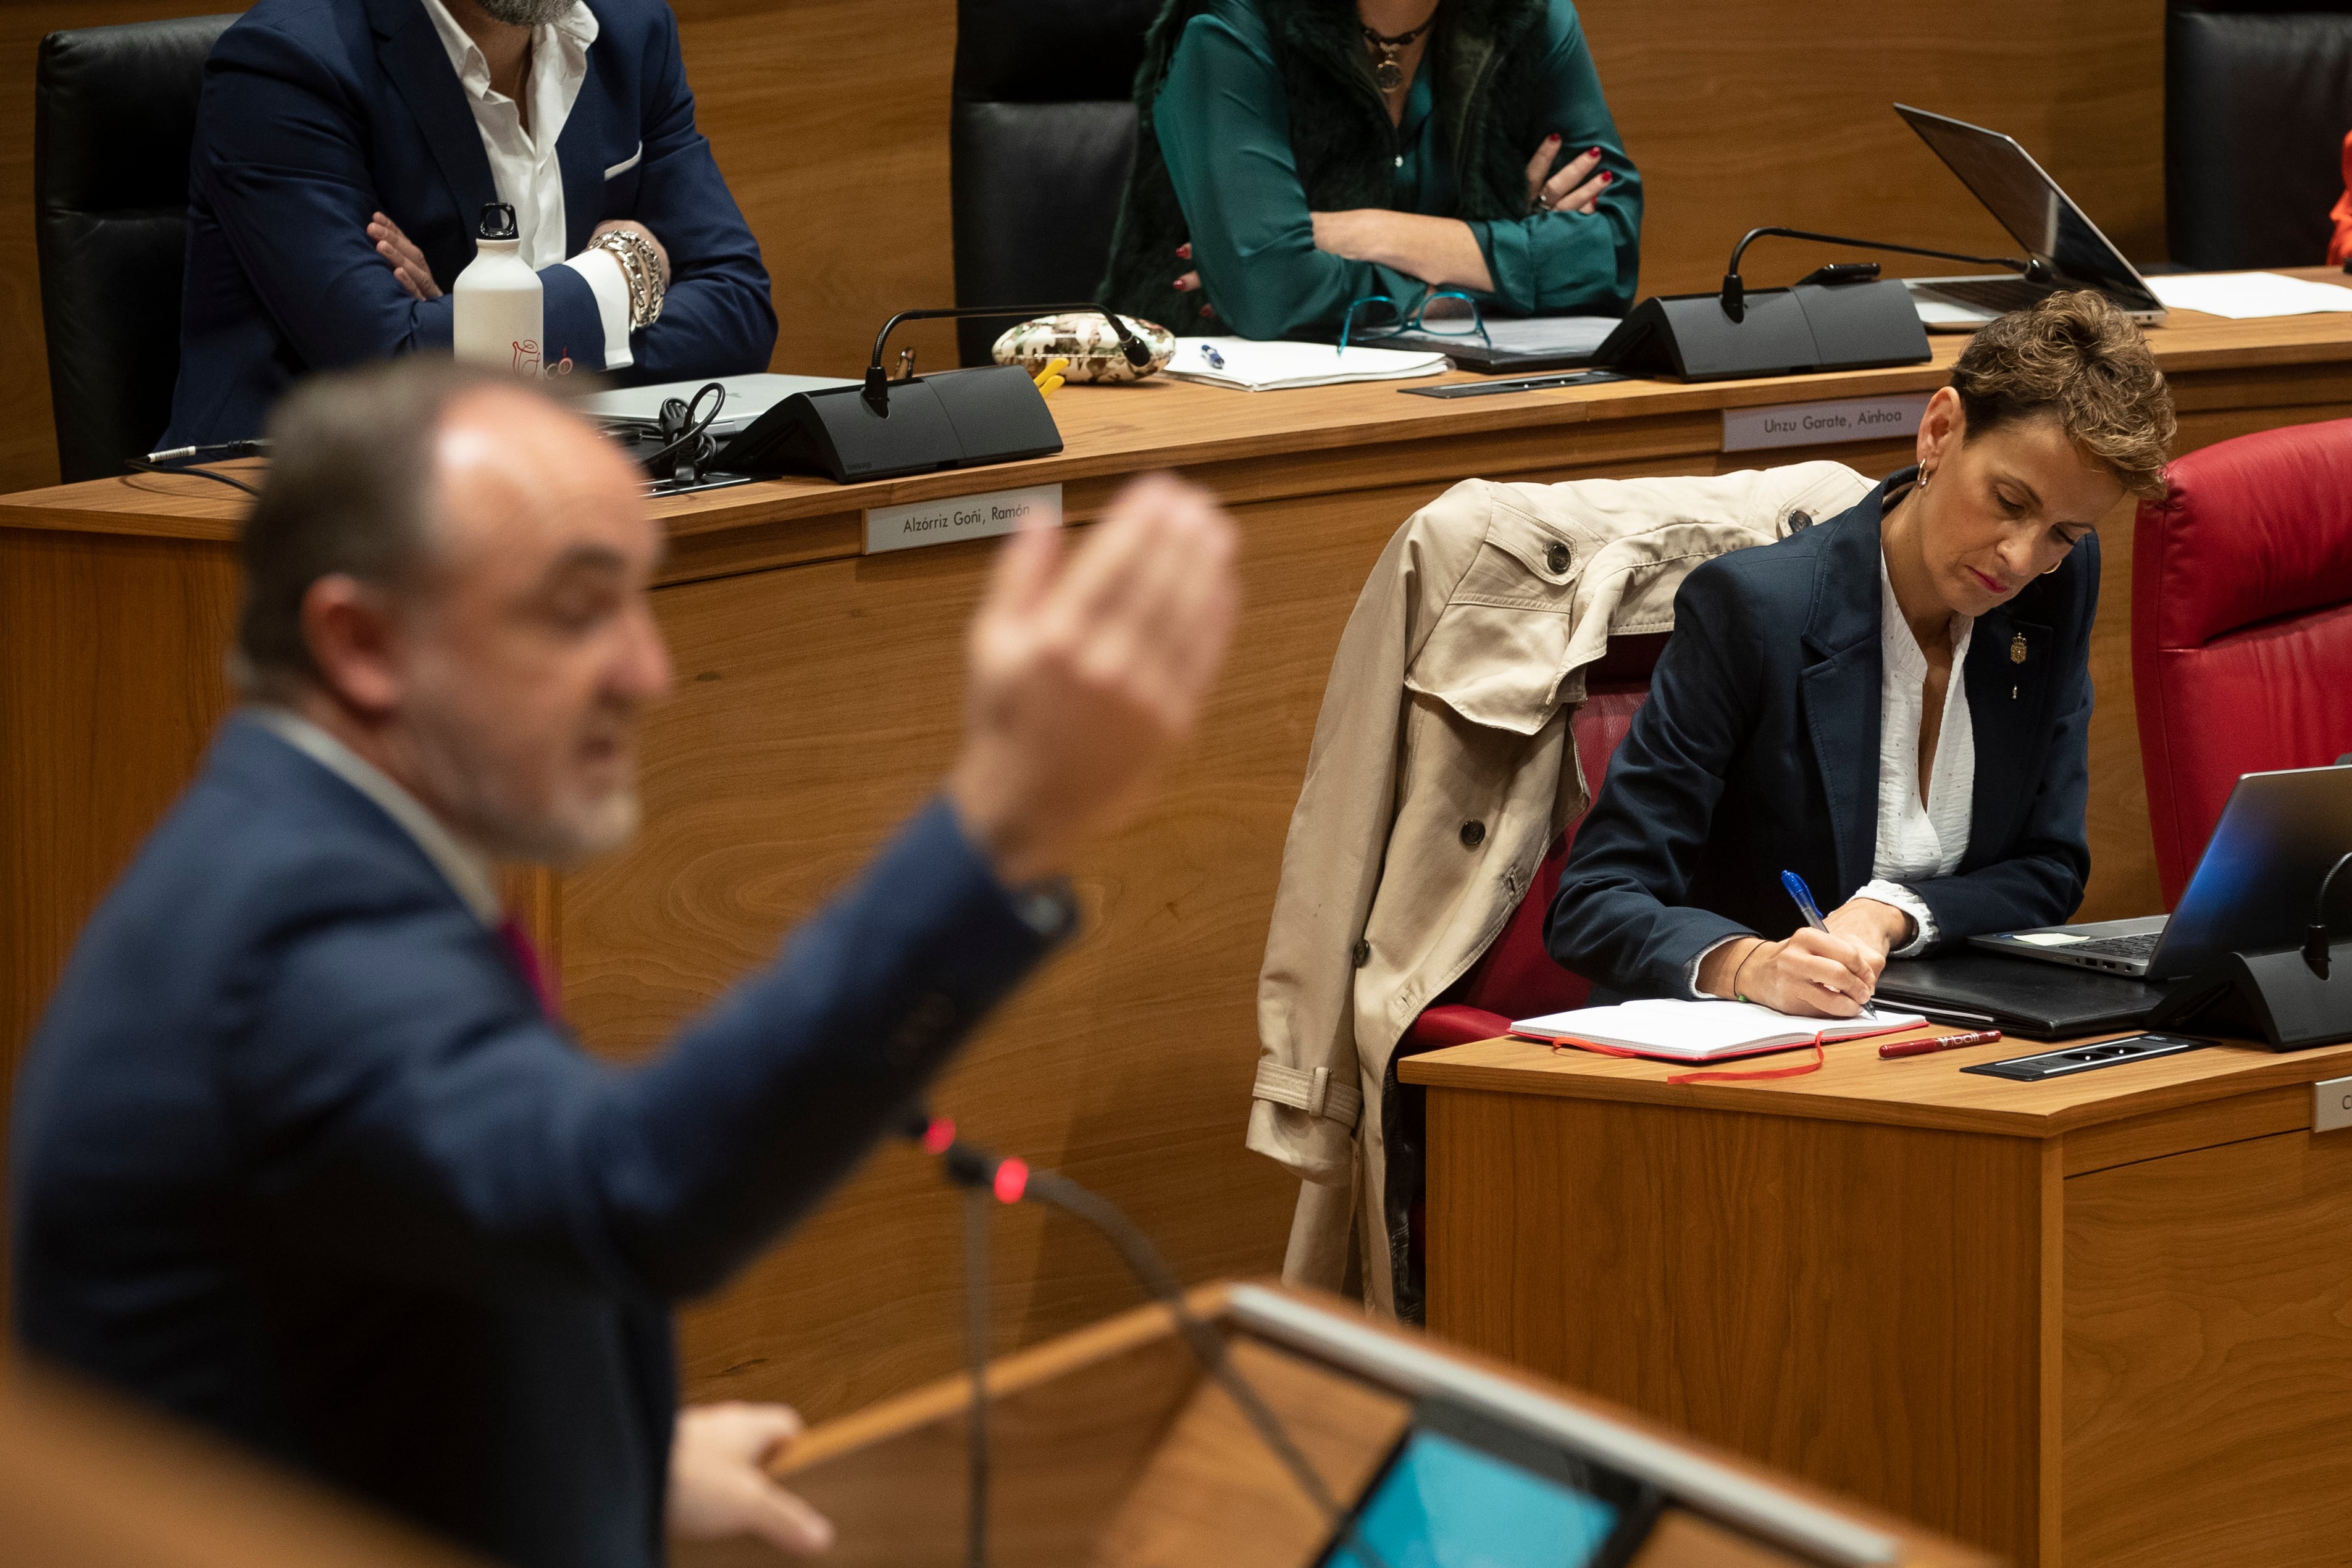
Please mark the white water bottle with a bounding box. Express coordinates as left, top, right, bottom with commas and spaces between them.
451, 202, 543, 378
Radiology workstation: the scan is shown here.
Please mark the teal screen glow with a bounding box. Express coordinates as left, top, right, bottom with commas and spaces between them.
1325, 1428, 1620, 1568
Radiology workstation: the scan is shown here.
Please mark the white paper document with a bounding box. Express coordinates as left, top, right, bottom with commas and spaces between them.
2145, 272, 2352, 320
1161, 337, 1449, 392
1510, 998, 1927, 1061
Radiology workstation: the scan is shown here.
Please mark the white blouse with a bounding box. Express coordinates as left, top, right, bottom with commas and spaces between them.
1683, 547, 1975, 996
1858, 549, 1974, 955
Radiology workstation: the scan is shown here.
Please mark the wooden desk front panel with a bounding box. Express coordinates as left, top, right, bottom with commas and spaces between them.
2062, 1125, 2352, 1568
1421, 1088, 2048, 1564
565, 476, 1468, 1418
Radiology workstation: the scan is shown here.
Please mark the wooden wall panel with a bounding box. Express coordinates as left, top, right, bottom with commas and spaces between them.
0, 0, 2170, 494
1581, 0, 2167, 299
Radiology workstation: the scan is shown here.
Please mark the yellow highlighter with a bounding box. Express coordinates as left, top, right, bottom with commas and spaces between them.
1032, 357, 1069, 398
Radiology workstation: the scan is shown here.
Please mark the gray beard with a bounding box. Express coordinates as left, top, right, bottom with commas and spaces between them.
471, 0, 574, 27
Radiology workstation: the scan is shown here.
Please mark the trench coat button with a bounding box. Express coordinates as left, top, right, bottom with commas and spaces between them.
1352, 938, 1371, 968
1788, 509, 1814, 531
1459, 819, 1486, 848
1546, 541, 1571, 574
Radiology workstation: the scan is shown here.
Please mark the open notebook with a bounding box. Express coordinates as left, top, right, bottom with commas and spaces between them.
1511, 998, 1926, 1064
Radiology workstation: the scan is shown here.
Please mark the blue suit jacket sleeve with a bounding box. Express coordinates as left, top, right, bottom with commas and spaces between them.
1545, 564, 1763, 998
606, 5, 776, 379
228, 798, 1052, 1303
192, 21, 478, 369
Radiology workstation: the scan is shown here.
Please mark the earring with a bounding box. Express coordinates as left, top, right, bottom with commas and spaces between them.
2041, 561, 2063, 575
1917, 468, 1932, 491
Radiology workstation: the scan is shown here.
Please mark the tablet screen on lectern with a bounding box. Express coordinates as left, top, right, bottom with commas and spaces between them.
1318, 1400, 1659, 1568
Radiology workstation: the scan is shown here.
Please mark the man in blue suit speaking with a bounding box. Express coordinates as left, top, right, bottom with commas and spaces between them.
10, 359, 1238, 1567
161, 0, 776, 446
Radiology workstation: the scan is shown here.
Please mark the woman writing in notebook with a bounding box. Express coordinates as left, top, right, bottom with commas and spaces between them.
1096, 0, 1641, 341
1546, 294, 2176, 1017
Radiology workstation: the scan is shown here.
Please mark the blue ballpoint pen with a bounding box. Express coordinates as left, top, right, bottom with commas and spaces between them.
1781, 869, 1831, 932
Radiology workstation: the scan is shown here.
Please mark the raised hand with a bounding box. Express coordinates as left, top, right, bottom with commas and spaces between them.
946, 474, 1240, 886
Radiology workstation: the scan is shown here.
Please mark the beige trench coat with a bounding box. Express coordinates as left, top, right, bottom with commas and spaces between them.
1249, 462, 1876, 1311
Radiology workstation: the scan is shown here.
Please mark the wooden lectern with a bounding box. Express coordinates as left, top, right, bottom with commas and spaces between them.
756, 1282, 1983, 1568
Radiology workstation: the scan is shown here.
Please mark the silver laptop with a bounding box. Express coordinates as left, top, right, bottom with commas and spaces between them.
1975, 764, 2352, 980
1893, 104, 2167, 328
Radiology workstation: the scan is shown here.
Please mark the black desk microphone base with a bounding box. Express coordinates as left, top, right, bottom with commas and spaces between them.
1594, 278, 1930, 382
2149, 941, 2352, 1050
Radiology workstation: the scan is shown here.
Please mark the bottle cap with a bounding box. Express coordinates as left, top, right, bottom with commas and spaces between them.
477, 202, 519, 241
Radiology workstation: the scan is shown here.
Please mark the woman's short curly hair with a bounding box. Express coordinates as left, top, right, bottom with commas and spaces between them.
1949, 291, 2175, 499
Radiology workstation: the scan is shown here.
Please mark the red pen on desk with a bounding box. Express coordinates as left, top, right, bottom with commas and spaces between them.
1879, 1029, 2002, 1059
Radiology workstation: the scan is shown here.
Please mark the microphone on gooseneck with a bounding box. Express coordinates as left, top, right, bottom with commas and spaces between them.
2303, 852, 2352, 978
903, 1109, 1396, 1568
1717, 226, 2041, 322
861, 305, 1152, 414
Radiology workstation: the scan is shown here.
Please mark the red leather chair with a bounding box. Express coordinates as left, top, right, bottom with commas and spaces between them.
2134, 418, 2352, 908
1403, 632, 1667, 1048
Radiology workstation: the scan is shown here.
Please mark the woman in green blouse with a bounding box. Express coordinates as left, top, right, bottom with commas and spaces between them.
1099, 0, 1642, 341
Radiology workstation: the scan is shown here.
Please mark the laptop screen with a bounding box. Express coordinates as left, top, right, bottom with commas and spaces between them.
1896, 106, 2158, 307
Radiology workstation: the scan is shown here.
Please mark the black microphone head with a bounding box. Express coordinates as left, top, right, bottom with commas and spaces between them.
2306, 924, 2332, 980
1719, 273, 1745, 323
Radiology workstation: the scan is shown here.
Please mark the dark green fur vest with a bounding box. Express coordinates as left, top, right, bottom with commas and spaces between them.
1098, 0, 1558, 333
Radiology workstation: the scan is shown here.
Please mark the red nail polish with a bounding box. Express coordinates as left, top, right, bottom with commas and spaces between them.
1176, 243, 1192, 259
1201, 304, 1216, 318
1173, 277, 1189, 291
1589, 146, 1602, 156
1546, 133, 1561, 144
1599, 171, 1613, 183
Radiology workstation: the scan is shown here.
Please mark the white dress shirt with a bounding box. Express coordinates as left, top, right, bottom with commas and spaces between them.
1859, 548, 1974, 956
1683, 543, 1975, 996
417, 0, 636, 369
247, 707, 501, 927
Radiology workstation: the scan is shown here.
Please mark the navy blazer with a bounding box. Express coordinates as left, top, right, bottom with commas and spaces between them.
1546, 470, 2097, 999
9, 717, 1054, 1568
162, 0, 777, 447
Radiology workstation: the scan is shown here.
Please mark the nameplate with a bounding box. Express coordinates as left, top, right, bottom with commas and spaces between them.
1721, 394, 1930, 453
2317, 1074, 2352, 1135
863, 483, 1063, 556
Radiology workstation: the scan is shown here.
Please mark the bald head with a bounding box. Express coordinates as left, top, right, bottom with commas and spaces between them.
427, 383, 649, 581
239, 359, 673, 867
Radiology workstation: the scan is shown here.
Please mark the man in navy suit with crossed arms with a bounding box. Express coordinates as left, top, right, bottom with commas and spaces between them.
164, 0, 776, 446
10, 359, 1239, 1567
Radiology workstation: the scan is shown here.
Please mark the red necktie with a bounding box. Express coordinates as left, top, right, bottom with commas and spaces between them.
496, 915, 562, 1020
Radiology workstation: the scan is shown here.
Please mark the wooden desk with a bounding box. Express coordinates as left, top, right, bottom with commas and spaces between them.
1400, 1025, 2352, 1567
6, 296, 2351, 1422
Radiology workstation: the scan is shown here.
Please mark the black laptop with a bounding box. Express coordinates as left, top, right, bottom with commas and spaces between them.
1973, 764, 2352, 981
1893, 104, 2167, 328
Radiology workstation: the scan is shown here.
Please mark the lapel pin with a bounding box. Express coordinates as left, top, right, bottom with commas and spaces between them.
2009, 632, 2028, 665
